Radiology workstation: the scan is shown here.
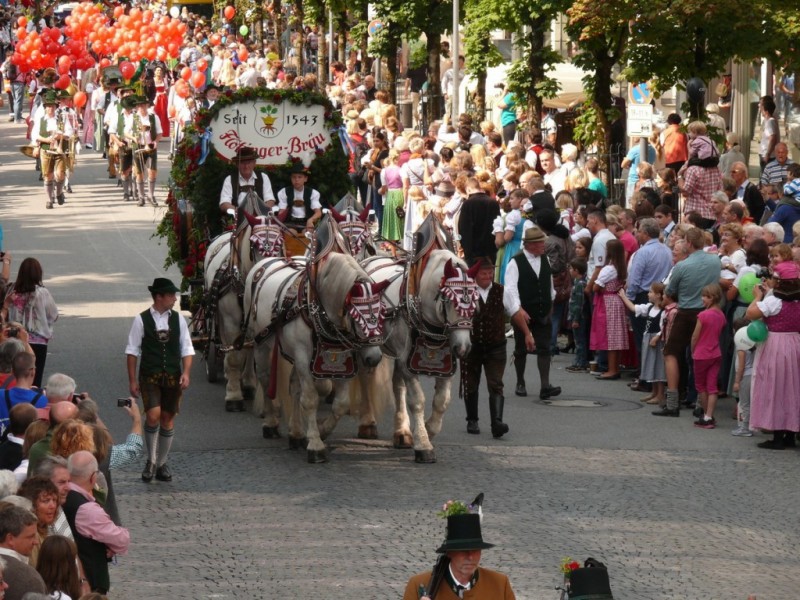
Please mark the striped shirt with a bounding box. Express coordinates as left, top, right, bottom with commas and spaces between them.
760, 159, 794, 186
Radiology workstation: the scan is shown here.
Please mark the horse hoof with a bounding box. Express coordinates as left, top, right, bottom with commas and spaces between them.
288, 436, 308, 450
307, 449, 328, 463
224, 400, 243, 413
358, 424, 378, 439
242, 386, 256, 401
414, 449, 436, 464
393, 433, 413, 449
262, 425, 281, 439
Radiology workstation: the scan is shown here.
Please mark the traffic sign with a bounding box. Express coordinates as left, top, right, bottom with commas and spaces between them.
627, 104, 653, 137
628, 81, 652, 105
368, 20, 384, 37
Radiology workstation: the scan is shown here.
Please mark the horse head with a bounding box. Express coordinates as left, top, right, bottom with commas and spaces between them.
426, 254, 478, 358
244, 209, 285, 259
345, 279, 390, 354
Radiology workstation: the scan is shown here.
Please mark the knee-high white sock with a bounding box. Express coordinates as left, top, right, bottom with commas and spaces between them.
156, 427, 174, 467
144, 423, 159, 463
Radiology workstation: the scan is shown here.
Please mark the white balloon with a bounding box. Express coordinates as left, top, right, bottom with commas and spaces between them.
169, 6, 180, 18
734, 327, 756, 352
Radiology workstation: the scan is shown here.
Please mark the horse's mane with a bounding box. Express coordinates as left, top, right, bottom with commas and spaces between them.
316, 252, 371, 319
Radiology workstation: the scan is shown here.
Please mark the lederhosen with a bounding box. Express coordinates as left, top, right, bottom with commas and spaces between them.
282, 185, 314, 230
513, 253, 553, 358
38, 114, 66, 178
464, 283, 507, 398
132, 112, 158, 173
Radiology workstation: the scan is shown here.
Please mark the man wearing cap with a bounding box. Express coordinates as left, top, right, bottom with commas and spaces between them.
126, 95, 163, 207
125, 278, 194, 483
403, 510, 515, 600
503, 225, 561, 401
34, 90, 74, 209
219, 146, 276, 216
106, 86, 136, 199
276, 164, 323, 231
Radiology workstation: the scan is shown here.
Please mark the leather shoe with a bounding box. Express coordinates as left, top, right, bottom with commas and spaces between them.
515, 382, 527, 397
466, 420, 480, 434
155, 464, 172, 482
225, 400, 244, 412
597, 373, 620, 380
652, 407, 680, 417
539, 385, 562, 400
141, 461, 155, 482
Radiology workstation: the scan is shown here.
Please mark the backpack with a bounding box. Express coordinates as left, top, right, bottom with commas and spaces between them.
353, 137, 371, 179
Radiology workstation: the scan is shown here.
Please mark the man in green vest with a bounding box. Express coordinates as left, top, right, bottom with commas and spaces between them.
503, 225, 562, 401
125, 278, 194, 483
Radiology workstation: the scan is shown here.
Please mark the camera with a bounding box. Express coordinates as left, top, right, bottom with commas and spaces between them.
72, 393, 86, 403
6, 327, 18, 338
117, 398, 132, 408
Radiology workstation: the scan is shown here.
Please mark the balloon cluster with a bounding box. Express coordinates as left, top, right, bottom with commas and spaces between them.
11, 2, 190, 74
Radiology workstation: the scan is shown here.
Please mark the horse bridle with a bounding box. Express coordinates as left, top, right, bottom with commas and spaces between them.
405, 263, 477, 343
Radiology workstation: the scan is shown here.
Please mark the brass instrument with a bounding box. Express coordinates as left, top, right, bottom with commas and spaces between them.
132, 112, 155, 156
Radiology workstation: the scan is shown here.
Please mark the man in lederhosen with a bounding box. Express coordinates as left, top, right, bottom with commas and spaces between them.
126, 95, 163, 207
125, 278, 194, 483
219, 146, 276, 218
276, 162, 323, 232
108, 91, 138, 203
33, 90, 74, 209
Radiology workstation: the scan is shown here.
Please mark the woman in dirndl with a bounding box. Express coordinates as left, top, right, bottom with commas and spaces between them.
746, 260, 800, 450
380, 149, 405, 247
590, 239, 629, 380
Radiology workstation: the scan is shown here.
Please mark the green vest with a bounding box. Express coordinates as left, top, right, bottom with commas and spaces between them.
513, 252, 553, 318
139, 309, 182, 377
39, 114, 53, 149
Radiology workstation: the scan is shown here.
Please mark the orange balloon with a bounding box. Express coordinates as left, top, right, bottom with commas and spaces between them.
223, 6, 235, 20
196, 58, 208, 71
146, 47, 157, 61
175, 81, 190, 99
73, 91, 87, 108
191, 71, 205, 89
17, 16, 27, 28
238, 48, 248, 62
180, 66, 192, 81
113, 6, 124, 18
210, 34, 221, 46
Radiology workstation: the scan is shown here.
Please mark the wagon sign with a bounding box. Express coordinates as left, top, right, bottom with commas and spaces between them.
211, 101, 333, 166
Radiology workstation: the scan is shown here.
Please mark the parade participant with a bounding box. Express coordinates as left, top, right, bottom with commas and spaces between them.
219, 146, 276, 216
127, 95, 163, 207
503, 226, 561, 400
125, 278, 194, 483
462, 258, 509, 438
106, 87, 136, 201
57, 89, 80, 196
100, 78, 126, 178
403, 501, 515, 600
202, 83, 222, 110
63, 451, 129, 594
33, 91, 73, 209
276, 163, 323, 231
152, 65, 170, 135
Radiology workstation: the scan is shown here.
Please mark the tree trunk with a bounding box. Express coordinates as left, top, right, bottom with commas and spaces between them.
292, 0, 305, 74
317, 18, 328, 87
386, 33, 398, 104
357, 0, 371, 74
337, 28, 346, 63
475, 70, 486, 124
426, 33, 443, 124
272, 0, 283, 58
592, 54, 615, 188
526, 16, 548, 127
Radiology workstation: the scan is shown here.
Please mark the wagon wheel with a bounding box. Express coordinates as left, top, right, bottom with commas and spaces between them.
206, 339, 220, 383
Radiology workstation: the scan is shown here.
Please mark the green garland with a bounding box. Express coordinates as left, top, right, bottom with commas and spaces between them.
155, 87, 351, 292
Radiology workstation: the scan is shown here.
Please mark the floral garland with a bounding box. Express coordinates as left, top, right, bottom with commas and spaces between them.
155, 87, 350, 297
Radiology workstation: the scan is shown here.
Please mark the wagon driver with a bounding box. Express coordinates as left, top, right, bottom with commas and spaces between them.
125, 278, 195, 484
219, 146, 276, 218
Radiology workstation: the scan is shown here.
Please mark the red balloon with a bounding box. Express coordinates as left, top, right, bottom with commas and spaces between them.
196, 58, 208, 71
119, 60, 135, 80
223, 6, 235, 20
54, 74, 70, 90
99, 58, 112, 69
17, 16, 27, 28
238, 48, 249, 62
191, 71, 205, 89
210, 34, 221, 47
73, 91, 87, 108
180, 66, 192, 81
57, 55, 72, 74
175, 81, 190, 99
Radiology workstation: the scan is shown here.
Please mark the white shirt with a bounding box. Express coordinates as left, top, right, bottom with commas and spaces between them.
543, 167, 566, 196
33, 112, 74, 142
124, 306, 195, 358
502, 248, 557, 316
0, 547, 26, 563
588, 228, 616, 274
276, 186, 322, 219
125, 110, 163, 144
219, 173, 276, 208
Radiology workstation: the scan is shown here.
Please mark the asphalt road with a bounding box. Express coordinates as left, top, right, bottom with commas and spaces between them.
0, 116, 796, 600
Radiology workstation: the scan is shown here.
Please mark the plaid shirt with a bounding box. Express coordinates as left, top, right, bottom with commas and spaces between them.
682, 166, 721, 219
568, 276, 587, 322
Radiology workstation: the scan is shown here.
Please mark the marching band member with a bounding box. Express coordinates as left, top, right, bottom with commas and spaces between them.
104, 84, 133, 185
128, 95, 163, 207
33, 90, 74, 209
57, 88, 81, 195
107, 89, 137, 203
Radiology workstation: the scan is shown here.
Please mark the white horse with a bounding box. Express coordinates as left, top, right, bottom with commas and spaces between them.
357, 247, 477, 463
202, 210, 290, 412
244, 245, 389, 463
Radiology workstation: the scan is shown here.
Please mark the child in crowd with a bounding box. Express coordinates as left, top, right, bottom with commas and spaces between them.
590, 239, 628, 380
574, 236, 592, 262
619, 282, 667, 405
555, 191, 574, 231
731, 318, 756, 437
691, 283, 727, 429
571, 205, 591, 242
770, 243, 793, 272
566, 258, 589, 373
679, 121, 719, 176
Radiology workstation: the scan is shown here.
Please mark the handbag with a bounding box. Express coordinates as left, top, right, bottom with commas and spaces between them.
395, 205, 406, 219
553, 269, 572, 304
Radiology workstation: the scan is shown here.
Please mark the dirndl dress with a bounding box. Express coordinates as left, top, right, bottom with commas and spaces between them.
638, 305, 666, 383
499, 215, 525, 284
749, 297, 800, 432
590, 276, 629, 351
